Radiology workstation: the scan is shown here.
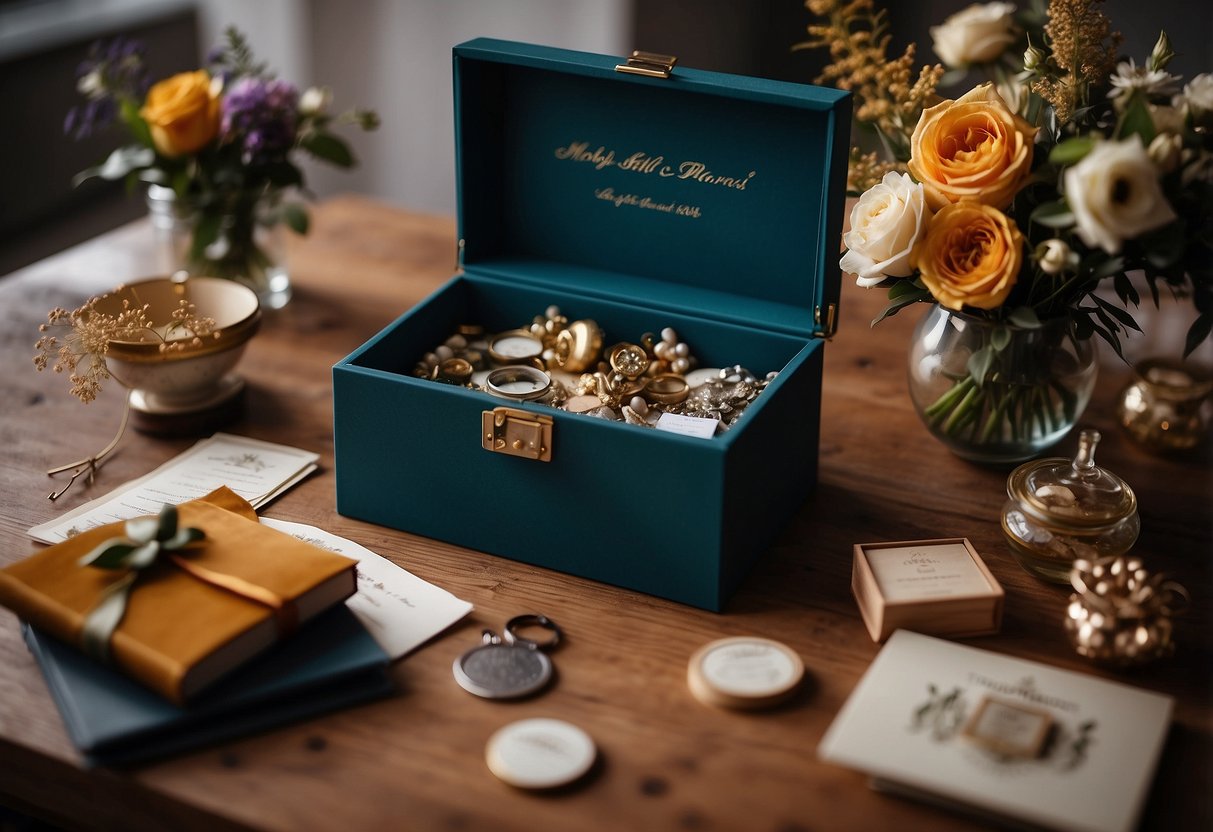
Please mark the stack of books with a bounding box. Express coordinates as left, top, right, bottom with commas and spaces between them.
0, 487, 393, 766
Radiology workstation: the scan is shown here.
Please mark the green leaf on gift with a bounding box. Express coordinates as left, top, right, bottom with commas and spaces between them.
79, 542, 139, 570
1030, 201, 1075, 228
967, 345, 995, 387
154, 505, 179, 541
1115, 93, 1157, 145
1048, 137, 1095, 165
282, 202, 310, 235
301, 131, 355, 167
1007, 306, 1042, 329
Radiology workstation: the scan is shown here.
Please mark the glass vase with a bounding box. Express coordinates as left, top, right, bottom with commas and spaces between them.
907, 303, 1098, 464
146, 184, 292, 309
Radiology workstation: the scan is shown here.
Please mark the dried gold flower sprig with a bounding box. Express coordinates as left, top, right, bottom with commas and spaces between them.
1027, 0, 1122, 126
34, 294, 217, 403
796, 0, 943, 192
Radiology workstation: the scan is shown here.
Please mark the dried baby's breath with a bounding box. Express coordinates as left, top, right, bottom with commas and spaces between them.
33, 291, 217, 403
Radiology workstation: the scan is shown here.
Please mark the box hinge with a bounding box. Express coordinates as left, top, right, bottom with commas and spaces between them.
615, 51, 677, 79
813, 303, 838, 340
456, 238, 465, 272
482, 407, 553, 462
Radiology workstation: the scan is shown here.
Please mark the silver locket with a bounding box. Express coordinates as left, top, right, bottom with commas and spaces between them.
452, 614, 562, 699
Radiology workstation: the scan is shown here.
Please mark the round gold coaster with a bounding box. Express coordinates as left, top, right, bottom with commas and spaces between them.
687, 636, 804, 710
485, 718, 596, 789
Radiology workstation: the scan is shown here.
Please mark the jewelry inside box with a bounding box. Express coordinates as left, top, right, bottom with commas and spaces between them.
412, 306, 778, 435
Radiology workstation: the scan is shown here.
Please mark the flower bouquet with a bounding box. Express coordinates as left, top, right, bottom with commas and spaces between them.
66, 29, 378, 305
799, 0, 1213, 461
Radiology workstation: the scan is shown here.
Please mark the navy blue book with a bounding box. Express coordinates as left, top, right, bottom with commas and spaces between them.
24, 604, 393, 767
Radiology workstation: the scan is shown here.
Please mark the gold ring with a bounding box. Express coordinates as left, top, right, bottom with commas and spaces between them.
553, 319, 603, 372
607, 342, 650, 380
643, 373, 689, 405
435, 357, 474, 385
488, 329, 545, 366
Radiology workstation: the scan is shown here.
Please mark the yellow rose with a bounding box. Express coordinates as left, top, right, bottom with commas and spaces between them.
911, 202, 1023, 310
140, 70, 220, 157
908, 83, 1036, 211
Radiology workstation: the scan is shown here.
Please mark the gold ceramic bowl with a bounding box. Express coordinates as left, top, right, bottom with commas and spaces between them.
94, 276, 261, 410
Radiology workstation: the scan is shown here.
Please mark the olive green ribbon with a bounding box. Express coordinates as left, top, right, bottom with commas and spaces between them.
78, 504, 205, 662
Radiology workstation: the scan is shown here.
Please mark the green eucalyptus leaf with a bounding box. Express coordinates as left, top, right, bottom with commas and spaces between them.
189, 212, 223, 261
1030, 200, 1075, 229
1007, 306, 1042, 329
154, 505, 179, 541
1048, 137, 1096, 165
871, 294, 925, 326
301, 131, 355, 167
126, 541, 162, 570
125, 516, 159, 542
967, 345, 995, 388
282, 202, 310, 235
79, 541, 138, 570
1091, 256, 1126, 281
118, 98, 153, 148
164, 527, 206, 550
80, 572, 137, 662
1115, 93, 1157, 144
990, 327, 1011, 351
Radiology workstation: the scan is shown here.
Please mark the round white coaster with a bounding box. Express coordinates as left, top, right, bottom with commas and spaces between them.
687, 636, 804, 709
485, 718, 597, 789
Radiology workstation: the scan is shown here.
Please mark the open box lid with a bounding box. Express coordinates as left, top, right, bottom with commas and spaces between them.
453, 38, 851, 339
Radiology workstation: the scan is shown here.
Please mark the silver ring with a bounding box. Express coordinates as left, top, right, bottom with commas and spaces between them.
486, 365, 552, 401
719, 365, 757, 384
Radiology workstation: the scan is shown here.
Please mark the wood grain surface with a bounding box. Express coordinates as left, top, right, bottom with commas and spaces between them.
0, 195, 1209, 832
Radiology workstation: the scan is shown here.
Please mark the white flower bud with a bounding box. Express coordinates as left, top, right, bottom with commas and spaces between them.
77, 69, 104, 98
1148, 132, 1183, 174
299, 86, 332, 116
1023, 45, 1046, 72
930, 2, 1018, 68
1036, 239, 1071, 275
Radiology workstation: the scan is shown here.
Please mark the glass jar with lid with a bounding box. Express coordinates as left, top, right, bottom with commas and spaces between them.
1001, 429, 1140, 583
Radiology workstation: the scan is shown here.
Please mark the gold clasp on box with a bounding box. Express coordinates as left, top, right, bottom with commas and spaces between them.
482, 407, 553, 462
615, 51, 678, 79
813, 303, 838, 340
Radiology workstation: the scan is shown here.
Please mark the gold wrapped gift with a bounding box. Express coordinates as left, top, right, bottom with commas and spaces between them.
0, 487, 356, 704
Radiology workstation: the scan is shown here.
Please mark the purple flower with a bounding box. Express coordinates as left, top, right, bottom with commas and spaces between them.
220, 76, 299, 164
64, 36, 148, 139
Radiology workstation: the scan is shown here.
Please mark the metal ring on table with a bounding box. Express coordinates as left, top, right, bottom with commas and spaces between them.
503, 614, 563, 650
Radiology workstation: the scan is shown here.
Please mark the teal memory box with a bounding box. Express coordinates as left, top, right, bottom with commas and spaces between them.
333, 38, 850, 611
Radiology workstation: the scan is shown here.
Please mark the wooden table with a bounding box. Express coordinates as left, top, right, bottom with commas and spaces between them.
1, 196, 1209, 831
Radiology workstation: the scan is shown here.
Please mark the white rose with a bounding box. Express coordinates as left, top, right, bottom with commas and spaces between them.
1177, 73, 1213, 113
299, 86, 332, 116
930, 2, 1017, 68
1064, 137, 1178, 254
840, 172, 931, 287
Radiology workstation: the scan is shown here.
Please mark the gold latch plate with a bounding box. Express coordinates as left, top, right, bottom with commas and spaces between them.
813, 303, 838, 340
482, 407, 553, 462
615, 51, 677, 79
